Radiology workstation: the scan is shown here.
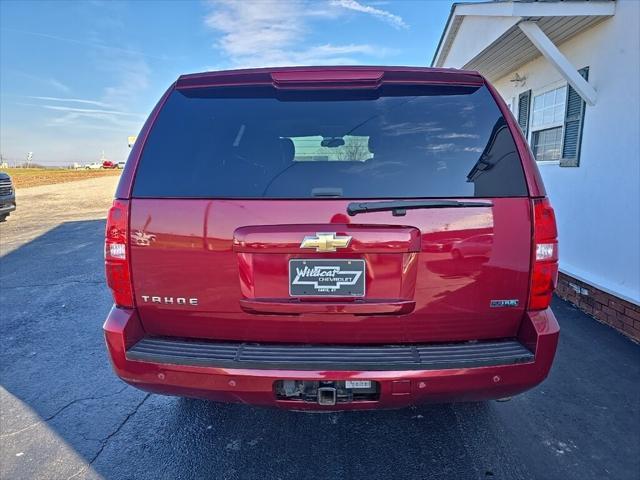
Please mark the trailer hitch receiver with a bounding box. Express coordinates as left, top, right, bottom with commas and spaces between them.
317, 387, 337, 406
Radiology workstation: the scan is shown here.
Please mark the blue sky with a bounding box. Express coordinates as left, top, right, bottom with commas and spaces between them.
0, 0, 460, 165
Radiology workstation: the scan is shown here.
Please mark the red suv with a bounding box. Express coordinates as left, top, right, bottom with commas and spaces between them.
104, 67, 559, 410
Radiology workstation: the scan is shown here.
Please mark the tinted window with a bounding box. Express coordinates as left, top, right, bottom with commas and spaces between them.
133, 85, 527, 198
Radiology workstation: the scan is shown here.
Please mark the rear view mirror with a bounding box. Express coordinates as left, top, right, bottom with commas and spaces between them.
321, 137, 345, 148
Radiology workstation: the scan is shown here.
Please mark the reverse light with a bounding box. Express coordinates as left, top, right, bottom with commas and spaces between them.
536, 243, 556, 261
529, 198, 559, 310
109, 243, 126, 260
105, 200, 134, 308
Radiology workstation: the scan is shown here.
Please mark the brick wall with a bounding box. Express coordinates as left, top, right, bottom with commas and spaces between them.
556, 272, 640, 342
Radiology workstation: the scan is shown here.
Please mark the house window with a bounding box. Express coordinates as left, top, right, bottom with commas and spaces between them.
532, 86, 566, 127
530, 85, 567, 162
531, 127, 563, 162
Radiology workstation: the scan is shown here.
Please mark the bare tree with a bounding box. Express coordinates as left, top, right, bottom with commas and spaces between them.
335, 137, 370, 161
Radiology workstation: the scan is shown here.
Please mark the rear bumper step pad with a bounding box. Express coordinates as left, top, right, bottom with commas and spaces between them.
126, 338, 534, 371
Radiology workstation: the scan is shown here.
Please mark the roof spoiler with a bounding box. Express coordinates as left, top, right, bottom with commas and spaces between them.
175, 66, 484, 90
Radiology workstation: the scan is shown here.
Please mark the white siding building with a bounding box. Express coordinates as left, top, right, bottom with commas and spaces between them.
432, 0, 640, 338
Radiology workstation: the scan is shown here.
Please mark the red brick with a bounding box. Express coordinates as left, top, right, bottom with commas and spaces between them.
557, 273, 640, 341
609, 300, 626, 313
622, 323, 640, 340
593, 309, 607, 322
625, 308, 640, 322
606, 316, 624, 330
617, 312, 635, 327
617, 298, 640, 311
581, 296, 596, 307
581, 305, 594, 315
591, 290, 610, 305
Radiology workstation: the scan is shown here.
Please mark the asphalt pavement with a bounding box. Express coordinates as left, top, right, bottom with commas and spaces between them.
1, 176, 639, 480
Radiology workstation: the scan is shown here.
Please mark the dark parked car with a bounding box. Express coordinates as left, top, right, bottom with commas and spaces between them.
104, 66, 559, 410
0, 172, 16, 222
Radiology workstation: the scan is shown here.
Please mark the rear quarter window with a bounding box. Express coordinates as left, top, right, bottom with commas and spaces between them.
133, 85, 528, 198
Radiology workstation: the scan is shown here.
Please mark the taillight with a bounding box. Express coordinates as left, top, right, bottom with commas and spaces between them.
529, 198, 559, 310
105, 200, 134, 308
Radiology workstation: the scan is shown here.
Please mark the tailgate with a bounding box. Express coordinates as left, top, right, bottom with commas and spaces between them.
129, 198, 531, 344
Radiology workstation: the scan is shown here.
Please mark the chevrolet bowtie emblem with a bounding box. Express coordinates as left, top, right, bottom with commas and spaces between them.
300, 232, 352, 252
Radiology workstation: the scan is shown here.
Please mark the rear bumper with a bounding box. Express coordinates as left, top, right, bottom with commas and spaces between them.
104, 308, 559, 410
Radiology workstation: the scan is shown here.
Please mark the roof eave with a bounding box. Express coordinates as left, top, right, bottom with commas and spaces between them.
431, 0, 616, 68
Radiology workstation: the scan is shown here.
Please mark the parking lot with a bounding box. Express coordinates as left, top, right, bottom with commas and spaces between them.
1, 176, 639, 480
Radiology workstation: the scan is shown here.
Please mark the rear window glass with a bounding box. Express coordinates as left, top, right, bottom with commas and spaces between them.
133, 85, 527, 198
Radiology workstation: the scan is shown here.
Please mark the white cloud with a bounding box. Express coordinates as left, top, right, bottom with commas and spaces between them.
204, 0, 393, 68
2, 19, 155, 163
46, 112, 138, 130
11, 71, 72, 94
437, 133, 480, 139
23, 53, 150, 134
48, 78, 72, 94
330, 0, 408, 30
37, 105, 143, 117
312, 44, 376, 56
205, 1, 302, 57
3, 27, 173, 61
100, 55, 151, 109
27, 96, 114, 108
17, 103, 144, 131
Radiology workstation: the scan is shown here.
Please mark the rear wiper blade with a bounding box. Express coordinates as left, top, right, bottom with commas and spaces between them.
347, 200, 493, 216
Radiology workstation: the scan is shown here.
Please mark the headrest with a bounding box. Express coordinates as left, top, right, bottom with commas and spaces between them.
367, 135, 396, 156
367, 136, 378, 154
279, 137, 295, 162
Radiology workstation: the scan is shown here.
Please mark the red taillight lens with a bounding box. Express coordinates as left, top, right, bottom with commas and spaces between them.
105, 200, 133, 308
529, 198, 559, 310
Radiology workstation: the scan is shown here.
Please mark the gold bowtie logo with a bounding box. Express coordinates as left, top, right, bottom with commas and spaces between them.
300, 232, 352, 252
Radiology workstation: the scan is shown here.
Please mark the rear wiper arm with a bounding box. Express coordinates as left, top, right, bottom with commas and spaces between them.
347, 200, 493, 216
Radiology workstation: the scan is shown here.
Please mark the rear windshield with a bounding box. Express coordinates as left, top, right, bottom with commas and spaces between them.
133, 85, 527, 198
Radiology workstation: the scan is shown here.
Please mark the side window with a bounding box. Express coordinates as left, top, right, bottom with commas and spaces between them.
529, 85, 567, 162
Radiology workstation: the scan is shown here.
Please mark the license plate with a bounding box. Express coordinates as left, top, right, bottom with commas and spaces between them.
345, 380, 372, 389
289, 259, 365, 297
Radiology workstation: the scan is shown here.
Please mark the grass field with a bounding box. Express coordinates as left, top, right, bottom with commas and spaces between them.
0, 168, 121, 189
